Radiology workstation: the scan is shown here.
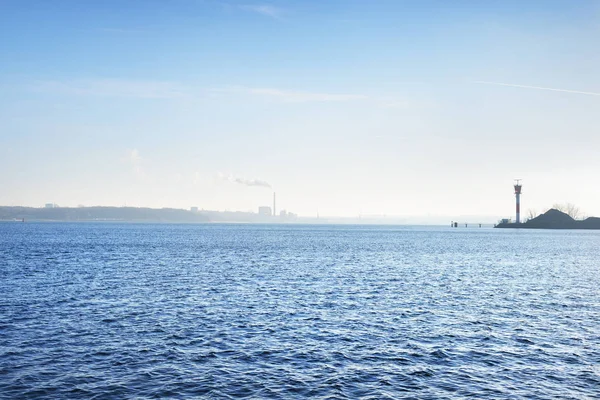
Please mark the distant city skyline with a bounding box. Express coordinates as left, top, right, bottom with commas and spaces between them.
1, 0, 599, 218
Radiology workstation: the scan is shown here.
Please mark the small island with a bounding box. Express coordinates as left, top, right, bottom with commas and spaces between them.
496, 209, 600, 229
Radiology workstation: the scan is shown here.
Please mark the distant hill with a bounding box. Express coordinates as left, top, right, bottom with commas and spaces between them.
0, 206, 210, 223
496, 209, 600, 229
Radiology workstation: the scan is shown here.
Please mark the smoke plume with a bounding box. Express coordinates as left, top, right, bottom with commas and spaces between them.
220, 173, 272, 188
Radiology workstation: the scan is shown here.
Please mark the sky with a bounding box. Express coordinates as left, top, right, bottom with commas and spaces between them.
1, 0, 599, 220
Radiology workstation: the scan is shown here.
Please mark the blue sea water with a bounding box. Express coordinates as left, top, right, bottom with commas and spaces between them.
1, 222, 599, 399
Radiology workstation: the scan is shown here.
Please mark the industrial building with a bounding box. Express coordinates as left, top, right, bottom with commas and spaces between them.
258, 206, 272, 216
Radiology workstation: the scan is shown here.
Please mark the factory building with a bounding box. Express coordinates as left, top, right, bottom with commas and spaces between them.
258, 206, 272, 216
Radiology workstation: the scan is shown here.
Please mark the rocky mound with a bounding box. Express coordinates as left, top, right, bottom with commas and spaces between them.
525, 209, 578, 229
496, 209, 600, 230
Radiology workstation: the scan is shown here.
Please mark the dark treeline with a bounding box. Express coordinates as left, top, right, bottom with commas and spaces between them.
0, 206, 210, 223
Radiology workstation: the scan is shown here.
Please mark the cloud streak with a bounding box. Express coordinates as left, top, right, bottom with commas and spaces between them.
240, 4, 283, 18
474, 81, 600, 97
214, 86, 368, 103
33, 79, 186, 99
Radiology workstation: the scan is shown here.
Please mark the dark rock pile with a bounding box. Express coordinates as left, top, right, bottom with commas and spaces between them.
496, 209, 600, 230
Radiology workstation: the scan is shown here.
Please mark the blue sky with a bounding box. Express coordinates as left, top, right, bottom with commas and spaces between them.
1, 0, 599, 220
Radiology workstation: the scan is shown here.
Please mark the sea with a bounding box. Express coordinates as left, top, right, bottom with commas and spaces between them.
1, 222, 599, 399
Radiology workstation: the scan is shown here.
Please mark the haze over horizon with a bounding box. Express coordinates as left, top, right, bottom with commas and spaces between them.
1, 0, 599, 218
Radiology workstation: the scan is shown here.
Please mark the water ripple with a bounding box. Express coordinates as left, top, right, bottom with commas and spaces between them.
1, 223, 600, 398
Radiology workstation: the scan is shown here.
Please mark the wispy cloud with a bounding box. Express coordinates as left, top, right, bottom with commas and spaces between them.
219, 172, 272, 188
240, 4, 283, 18
214, 86, 368, 103
474, 81, 600, 97
379, 98, 410, 109
127, 149, 145, 179
33, 79, 186, 99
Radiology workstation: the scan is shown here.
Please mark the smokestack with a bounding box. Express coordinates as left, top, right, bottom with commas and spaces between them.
514, 180, 522, 224
273, 192, 276, 217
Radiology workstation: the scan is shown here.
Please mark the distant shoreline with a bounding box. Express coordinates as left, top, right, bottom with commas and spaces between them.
0, 206, 502, 225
